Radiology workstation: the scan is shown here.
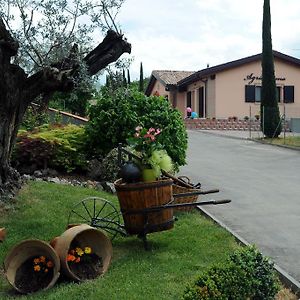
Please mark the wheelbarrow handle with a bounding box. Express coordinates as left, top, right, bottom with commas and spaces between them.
173, 189, 219, 198
201, 189, 220, 195
121, 199, 232, 214
212, 199, 231, 205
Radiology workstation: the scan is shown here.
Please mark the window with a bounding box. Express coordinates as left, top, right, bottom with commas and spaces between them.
245, 85, 261, 102
246, 85, 282, 103
245, 85, 255, 102
284, 86, 294, 103
255, 86, 261, 102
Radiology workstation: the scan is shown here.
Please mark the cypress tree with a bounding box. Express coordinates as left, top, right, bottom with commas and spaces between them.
261, 0, 282, 137
139, 62, 144, 92
127, 69, 131, 85
122, 69, 127, 86
105, 74, 110, 87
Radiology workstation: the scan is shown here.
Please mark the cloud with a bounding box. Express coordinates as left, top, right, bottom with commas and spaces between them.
118, 0, 300, 80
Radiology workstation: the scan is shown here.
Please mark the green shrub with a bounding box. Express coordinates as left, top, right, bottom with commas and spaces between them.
13, 124, 87, 173
182, 246, 280, 300
229, 246, 280, 300
85, 87, 187, 170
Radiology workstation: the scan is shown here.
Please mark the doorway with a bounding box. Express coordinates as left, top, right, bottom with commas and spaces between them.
198, 87, 205, 118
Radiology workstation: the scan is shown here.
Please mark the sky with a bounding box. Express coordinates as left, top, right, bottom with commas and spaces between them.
116, 0, 300, 81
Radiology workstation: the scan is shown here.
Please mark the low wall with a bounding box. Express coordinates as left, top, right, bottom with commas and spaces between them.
184, 119, 260, 131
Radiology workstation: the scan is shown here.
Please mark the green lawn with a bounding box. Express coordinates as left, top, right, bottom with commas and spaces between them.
0, 181, 239, 300
263, 136, 300, 148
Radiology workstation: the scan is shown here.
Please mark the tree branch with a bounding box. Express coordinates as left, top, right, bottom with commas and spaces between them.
84, 30, 131, 75
0, 17, 19, 62
24, 30, 131, 103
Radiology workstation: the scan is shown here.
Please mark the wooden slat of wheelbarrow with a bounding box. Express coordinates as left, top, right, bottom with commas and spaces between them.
162, 170, 195, 189
0, 228, 6, 242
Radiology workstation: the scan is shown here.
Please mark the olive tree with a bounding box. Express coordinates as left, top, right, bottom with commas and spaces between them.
0, 0, 131, 200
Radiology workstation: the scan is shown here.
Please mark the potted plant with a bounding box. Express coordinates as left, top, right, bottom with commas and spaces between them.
66, 245, 102, 280
114, 127, 175, 235
53, 224, 112, 282
4, 240, 60, 294
127, 126, 173, 182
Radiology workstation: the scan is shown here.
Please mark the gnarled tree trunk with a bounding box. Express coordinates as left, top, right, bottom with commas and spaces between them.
0, 18, 131, 200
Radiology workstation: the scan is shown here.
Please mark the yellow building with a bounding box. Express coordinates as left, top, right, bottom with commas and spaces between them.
145, 51, 300, 120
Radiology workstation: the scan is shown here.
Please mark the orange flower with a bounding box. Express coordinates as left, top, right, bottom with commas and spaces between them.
67, 254, 76, 262
44, 268, 49, 273
34, 265, 41, 272
46, 261, 54, 268
33, 258, 40, 264
75, 257, 81, 263
39, 256, 46, 263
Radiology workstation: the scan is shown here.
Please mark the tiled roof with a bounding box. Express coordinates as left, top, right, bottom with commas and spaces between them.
152, 70, 195, 85
145, 70, 194, 95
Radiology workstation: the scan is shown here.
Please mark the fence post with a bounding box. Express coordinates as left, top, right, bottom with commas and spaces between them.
283, 105, 286, 144
262, 106, 265, 139
249, 105, 252, 139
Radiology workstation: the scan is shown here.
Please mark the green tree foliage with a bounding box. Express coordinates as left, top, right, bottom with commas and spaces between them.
85, 87, 188, 170
139, 62, 144, 92
21, 106, 50, 131
50, 87, 94, 117
105, 71, 126, 90
261, 0, 282, 138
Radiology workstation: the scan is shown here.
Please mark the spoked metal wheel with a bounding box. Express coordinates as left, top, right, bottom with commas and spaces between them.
67, 197, 124, 240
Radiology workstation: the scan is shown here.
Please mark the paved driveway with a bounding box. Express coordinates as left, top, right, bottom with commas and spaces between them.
180, 130, 300, 282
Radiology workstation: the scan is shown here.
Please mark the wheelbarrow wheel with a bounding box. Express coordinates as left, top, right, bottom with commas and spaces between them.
67, 197, 123, 240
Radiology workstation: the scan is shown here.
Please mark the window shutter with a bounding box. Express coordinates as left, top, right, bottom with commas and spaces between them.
245, 85, 255, 102
283, 86, 294, 103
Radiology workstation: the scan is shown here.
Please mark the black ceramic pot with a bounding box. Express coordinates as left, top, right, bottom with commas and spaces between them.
119, 161, 141, 183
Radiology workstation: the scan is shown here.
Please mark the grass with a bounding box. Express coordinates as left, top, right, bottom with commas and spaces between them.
0, 181, 239, 299
262, 136, 300, 148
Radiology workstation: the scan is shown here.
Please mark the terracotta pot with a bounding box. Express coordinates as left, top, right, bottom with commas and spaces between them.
53, 224, 112, 282
4, 239, 60, 294
0, 227, 6, 242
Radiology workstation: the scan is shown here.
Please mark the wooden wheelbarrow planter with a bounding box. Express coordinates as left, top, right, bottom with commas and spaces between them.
67, 185, 229, 249
67, 146, 230, 249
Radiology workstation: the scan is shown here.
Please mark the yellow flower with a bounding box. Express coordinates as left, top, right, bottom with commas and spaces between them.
34, 265, 41, 272
39, 256, 46, 263
75, 247, 84, 256
84, 247, 92, 254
